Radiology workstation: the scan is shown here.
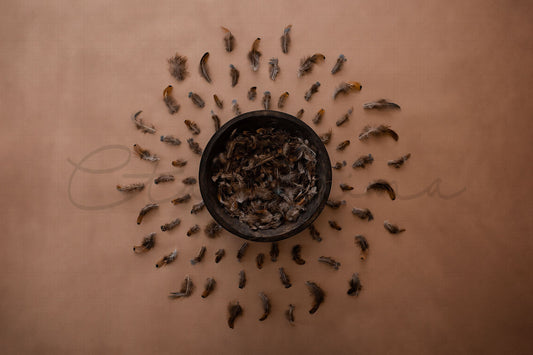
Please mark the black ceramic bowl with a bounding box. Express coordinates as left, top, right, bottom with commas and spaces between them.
199, 110, 332, 242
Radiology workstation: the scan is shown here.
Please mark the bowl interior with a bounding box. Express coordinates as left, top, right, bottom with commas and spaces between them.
199, 110, 332, 242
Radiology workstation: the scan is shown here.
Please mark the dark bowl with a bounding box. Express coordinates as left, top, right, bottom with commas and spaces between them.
199, 110, 332, 242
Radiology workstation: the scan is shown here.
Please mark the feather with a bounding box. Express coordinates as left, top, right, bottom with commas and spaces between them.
169, 275, 193, 298
187, 138, 203, 155
136, 203, 159, 225
229, 64, 239, 87
278, 91, 289, 108
296, 108, 304, 119
384, 220, 406, 234
363, 99, 401, 110
232, 99, 241, 115
215, 248, 225, 263
210, 110, 221, 131
332, 161, 347, 170
256, 253, 265, 269
298, 53, 325, 78
184, 119, 201, 135
309, 224, 322, 242
133, 232, 156, 253
319, 130, 332, 145
248, 86, 257, 101
291, 244, 306, 265
336, 140, 350, 151
331, 54, 347, 74
326, 200, 345, 209
352, 154, 374, 168
199, 52, 212, 83
333, 81, 362, 99
366, 180, 396, 200
355, 235, 369, 260
171, 159, 187, 167
154, 174, 174, 184
285, 304, 295, 325
227, 302, 243, 329
205, 221, 222, 238
160, 217, 180, 232
131, 111, 156, 134
186, 224, 200, 236
312, 108, 324, 124
280, 24, 292, 53
336, 107, 353, 126
306, 281, 325, 314
156, 249, 177, 268
213, 94, 223, 109
269, 58, 280, 80
262, 91, 271, 110
358, 125, 399, 141
237, 242, 249, 262
238, 270, 246, 289
258, 292, 271, 321
188, 92, 205, 108
339, 183, 353, 191
270, 242, 279, 262
328, 220, 341, 230
160, 135, 181, 146
352, 207, 374, 221
347, 273, 363, 296
318, 256, 341, 270
133, 144, 159, 162
304, 81, 321, 101
201, 278, 216, 298
168, 53, 187, 81
162, 85, 180, 114
190, 246, 206, 265
190, 201, 205, 214
182, 177, 197, 185
279, 267, 292, 288
388, 153, 411, 168
221, 26, 234, 52
116, 183, 144, 193
248, 38, 262, 71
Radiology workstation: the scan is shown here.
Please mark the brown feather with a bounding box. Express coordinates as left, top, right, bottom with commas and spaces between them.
366, 180, 396, 200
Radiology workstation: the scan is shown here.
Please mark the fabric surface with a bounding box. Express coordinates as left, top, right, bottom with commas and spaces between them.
1, 0, 532, 354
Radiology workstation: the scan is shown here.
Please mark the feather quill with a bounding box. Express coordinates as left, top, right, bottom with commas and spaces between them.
210, 110, 221, 131
248, 86, 257, 101
238, 270, 246, 289
388, 153, 411, 168
169, 275, 193, 298
205, 221, 222, 237
213, 94, 223, 109
296, 108, 304, 119
237, 242, 249, 262
366, 180, 396, 200
116, 183, 144, 192
319, 130, 332, 145
280, 25, 292, 54
131, 111, 156, 134
309, 224, 322, 242
336, 140, 350, 151
232, 99, 241, 115
190, 246, 206, 265
171, 159, 187, 167
318, 256, 341, 270
187, 138, 202, 155
162, 85, 180, 114
256, 253, 265, 269
304, 81, 321, 101
355, 235, 369, 260
269, 58, 280, 80
331, 54, 346, 74
278, 91, 289, 108
352, 154, 374, 168
312, 108, 324, 124
188, 92, 205, 108
328, 220, 341, 230
227, 302, 243, 329
168, 54, 187, 81
279, 267, 292, 288
160, 217, 180, 232
347, 273, 363, 296
182, 177, 197, 185
199, 52, 212, 83
190, 201, 205, 214
286, 304, 295, 325
306, 281, 325, 314
229, 64, 239, 87
291, 244, 306, 265
221, 27, 235, 52
186, 224, 200, 236
336, 107, 353, 126
384, 220, 406, 234
155, 249, 177, 268
352, 207, 374, 221
258, 292, 271, 321
270, 242, 279, 262
298, 53, 325, 78
133, 144, 159, 162
359, 125, 399, 141
363, 99, 401, 110
184, 119, 201, 135
160, 135, 181, 146
215, 248, 225, 263
339, 183, 353, 191
248, 38, 262, 71
333, 81, 362, 99
136, 203, 159, 225
332, 161, 347, 170
201, 277, 216, 298
326, 199, 345, 209
262, 91, 271, 110
133, 232, 156, 253
154, 174, 174, 184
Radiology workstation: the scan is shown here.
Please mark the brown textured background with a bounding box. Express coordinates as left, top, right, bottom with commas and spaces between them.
1, 0, 532, 354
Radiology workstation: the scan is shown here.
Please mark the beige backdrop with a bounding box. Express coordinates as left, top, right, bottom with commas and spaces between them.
1, 0, 532, 354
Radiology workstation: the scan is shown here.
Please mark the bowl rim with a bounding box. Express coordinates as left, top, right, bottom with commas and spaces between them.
198, 110, 332, 242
